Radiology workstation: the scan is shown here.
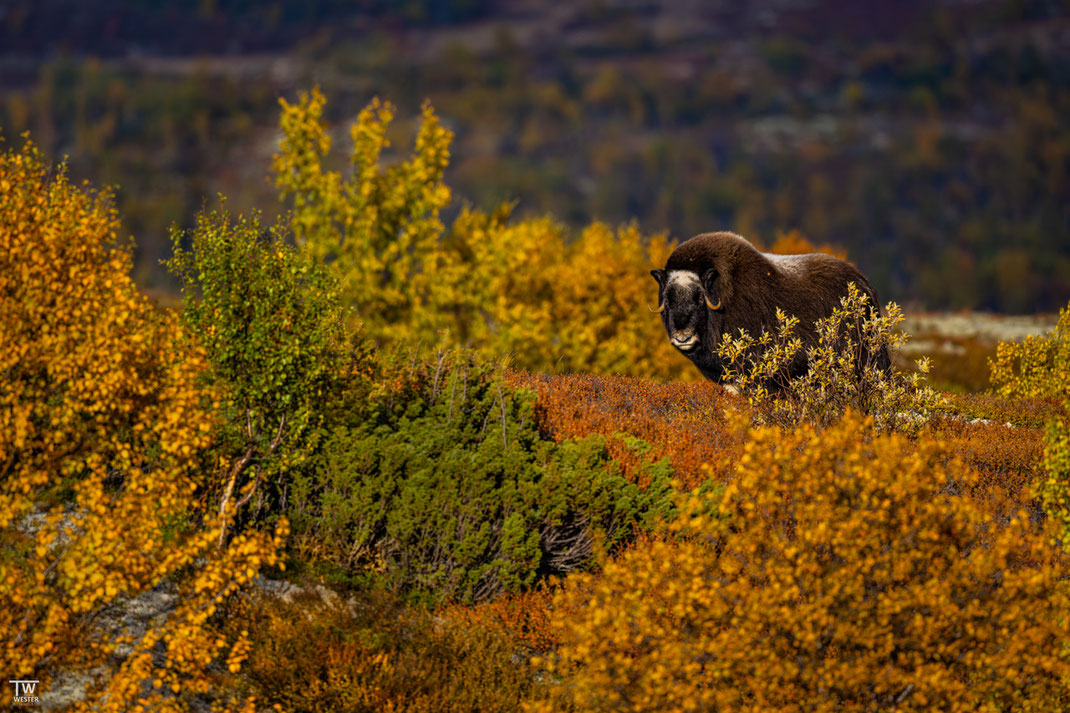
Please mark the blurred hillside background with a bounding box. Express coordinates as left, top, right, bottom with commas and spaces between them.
1, 0, 1067, 313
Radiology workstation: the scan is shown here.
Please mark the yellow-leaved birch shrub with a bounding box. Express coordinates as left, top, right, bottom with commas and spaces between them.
531, 412, 1070, 713
549, 221, 680, 377
437, 207, 568, 362
273, 87, 452, 348
443, 211, 687, 377
272, 87, 694, 380
990, 303, 1070, 402
719, 283, 942, 431
0, 138, 284, 712
991, 303, 1070, 546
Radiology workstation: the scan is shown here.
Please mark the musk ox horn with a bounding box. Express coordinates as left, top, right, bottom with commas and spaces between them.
705, 297, 722, 311
648, 302, 665, 313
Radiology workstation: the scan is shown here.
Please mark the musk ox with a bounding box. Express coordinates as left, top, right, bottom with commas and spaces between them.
650, 231, 890, 383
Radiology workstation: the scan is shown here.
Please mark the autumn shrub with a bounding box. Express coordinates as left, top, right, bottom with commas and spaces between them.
273, 88, 451, 348
991, 302, 1070, 545
763, 227, 847, 259
945, 391, 1065, 430
272, 87, 690, 380
532, 412, 1070, 712
990, 302, 1070, 402
510, 371, 744, 489
223, 587, 550, 712
166, 207, 372, 543
443, 212, 684, 377
538, 220, 679, 377
437, 583, 560, 655
287, 351, 676, 603
941, 388, 1063, 515
933, 419, 1045, 525
719, 282, 942, 431
0, 138, 283, 711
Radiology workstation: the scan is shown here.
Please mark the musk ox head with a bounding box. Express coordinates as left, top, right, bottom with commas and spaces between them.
649, 268, 721, 350
650, 233, 756, 384
649, 266, 730, 381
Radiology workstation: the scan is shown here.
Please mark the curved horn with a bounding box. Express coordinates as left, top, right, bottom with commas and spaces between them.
648, 302, 665, 313
705, 297, 722, 311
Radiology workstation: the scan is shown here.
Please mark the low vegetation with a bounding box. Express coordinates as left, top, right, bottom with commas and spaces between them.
533, 413, 1070, 712
222, 587, 551, 713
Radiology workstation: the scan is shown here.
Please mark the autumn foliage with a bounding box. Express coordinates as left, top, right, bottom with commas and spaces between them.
0, 139, 284, 710
764, 227, 848, 260
223, 587, 551, 712
166, 207, 370, 545
718, 282, 943, 431
272, 87, 690, 380
990, 304, 1070, 402
509, 371, 742, 490
990, 303, 1070, 546
274, 90, 452, 348
533, 412, 1070, 712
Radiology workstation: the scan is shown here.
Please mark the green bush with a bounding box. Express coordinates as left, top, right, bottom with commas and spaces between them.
287, 351, 676, 603
166, 206, 373, 541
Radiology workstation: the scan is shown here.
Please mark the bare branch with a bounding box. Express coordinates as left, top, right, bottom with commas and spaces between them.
217, 440, 257, 547
268, 413, 287, 453
497, 380, 508, 449
233, 467, 263, 510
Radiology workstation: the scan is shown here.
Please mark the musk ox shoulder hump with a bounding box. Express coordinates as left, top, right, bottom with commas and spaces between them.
763, 252, 812, 277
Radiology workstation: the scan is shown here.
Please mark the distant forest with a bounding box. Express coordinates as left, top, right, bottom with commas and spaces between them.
2, 0, 1067, 312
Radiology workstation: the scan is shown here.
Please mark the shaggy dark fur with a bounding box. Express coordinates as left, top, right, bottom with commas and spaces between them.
651, 231, 891, 383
